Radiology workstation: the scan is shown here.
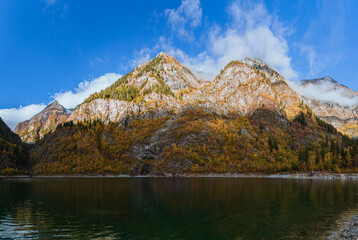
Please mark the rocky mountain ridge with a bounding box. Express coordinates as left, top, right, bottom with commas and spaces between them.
14, 100, 70, 142
300, 76, 358, 99
14, 53, 358, 143
22, 53, 358, 176
67, 53, 303, 128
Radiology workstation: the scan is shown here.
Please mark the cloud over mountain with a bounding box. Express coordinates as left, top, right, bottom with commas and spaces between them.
164, 0, 202, 39
53, 73, 122, 109
287, 76, 358, 107
0, 104, 46, 130
137, 0, 297, 81
0, 73, 122, 129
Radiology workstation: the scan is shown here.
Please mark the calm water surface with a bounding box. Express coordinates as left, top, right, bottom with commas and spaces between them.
0, 177, 358, 240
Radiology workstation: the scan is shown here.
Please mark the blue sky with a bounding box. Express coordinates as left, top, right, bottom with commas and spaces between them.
0, 0, 357, 128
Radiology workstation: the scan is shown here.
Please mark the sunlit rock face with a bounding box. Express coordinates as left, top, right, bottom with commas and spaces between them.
16, 53, 358, 141
190, 59, 302, 119
69, 54, 303, 132
14, 101, 70, 142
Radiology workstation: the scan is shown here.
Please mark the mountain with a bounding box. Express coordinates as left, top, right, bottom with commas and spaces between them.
287, 76, 358, 137
68, 54, 302, 125
0, 117, 29, 175
67, 52, 204, 123
18, 56, 357, 145
14, 100, 71, 143
29, 53, 358, 176
194, 58, 303, 119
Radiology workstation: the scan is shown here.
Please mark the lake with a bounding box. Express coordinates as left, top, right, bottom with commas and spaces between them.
0, 177, 357, 239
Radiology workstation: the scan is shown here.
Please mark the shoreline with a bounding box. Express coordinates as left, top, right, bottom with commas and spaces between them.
2, 172, 358, 239
2, 172, 358, 180
326, 212, 358, 240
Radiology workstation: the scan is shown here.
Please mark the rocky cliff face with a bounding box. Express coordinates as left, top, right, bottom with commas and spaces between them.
288, 76, 358, 137
190, 59, 302, 119
14, 101, 70, 142
68, 52, 203, 124
68, 54, 303, 127
19, 53, 358, 143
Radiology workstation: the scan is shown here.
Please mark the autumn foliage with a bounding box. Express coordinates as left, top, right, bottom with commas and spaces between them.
29, 107, 358, 176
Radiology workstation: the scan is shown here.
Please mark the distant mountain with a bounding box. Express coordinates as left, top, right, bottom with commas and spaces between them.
292, 75, 358, 104
0, 117, 29, 175
29, 53, 358, 176
14, 100, 71, 143
287, 76, 358, 137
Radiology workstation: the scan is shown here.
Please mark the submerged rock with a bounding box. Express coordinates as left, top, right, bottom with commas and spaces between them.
327, 215, 358, 239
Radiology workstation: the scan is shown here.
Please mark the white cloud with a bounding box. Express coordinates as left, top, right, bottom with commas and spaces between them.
0, 73, 122, 130
0, 104, 46, 130
155, 0, 297, 80
229, 0, 271, 31
299, 44, 316, 74
164, 0, 202, 39
157, 37, 216, 79
53, 73, 122, 109
209, 25, 297, 79
287, 78, 358, 107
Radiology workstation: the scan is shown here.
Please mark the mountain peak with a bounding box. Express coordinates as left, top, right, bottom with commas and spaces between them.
241, 58, 278, 74
151, 52, 181, 66
14, 100, 70, 142
241, 57, 266, 66
46, 100, 60, 107
300, 76, 342, 87
43, 100, 66, 112
156, 52, 169, 58
292, 76, 358, 106
323, 75, 334, 81
50, 100, 59, 105
84, 52, 202, 105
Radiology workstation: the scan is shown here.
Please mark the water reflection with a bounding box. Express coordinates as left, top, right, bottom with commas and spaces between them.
0, 178, 357, 239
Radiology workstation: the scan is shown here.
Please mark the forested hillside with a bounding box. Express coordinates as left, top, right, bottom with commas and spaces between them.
0, 118, 29, 175
31, 106, 358, 176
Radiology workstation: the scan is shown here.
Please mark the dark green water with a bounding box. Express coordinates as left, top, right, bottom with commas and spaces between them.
0, 178, 358, 240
